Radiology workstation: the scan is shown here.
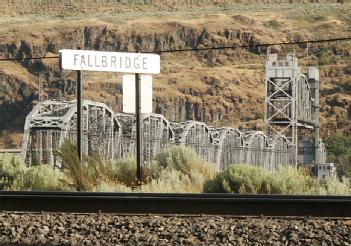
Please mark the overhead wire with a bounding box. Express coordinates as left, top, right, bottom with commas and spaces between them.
0, 36, 350, 62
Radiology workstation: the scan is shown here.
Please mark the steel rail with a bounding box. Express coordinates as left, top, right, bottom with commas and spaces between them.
1, 191, 351, 217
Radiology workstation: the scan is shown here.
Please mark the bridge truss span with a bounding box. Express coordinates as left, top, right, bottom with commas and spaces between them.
171, 121, 215, 163
21, 99, 121, 167
116, 113, 175, 163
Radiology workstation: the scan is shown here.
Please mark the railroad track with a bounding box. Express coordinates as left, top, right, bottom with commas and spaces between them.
1, 191, 351, 217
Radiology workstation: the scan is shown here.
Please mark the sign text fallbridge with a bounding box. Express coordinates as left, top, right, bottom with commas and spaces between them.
59, 49, 160, 74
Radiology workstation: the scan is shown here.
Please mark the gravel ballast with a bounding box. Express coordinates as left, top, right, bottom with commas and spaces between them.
1, 213, 351, 245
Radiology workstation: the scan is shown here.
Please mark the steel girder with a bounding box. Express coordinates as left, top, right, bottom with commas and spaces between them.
268, 134, 292, 171
171, 121, 215, 163
210, 127, 244, 171
116, 113, 175, 164
242, 131, 270, 167
22, 99, 121, 167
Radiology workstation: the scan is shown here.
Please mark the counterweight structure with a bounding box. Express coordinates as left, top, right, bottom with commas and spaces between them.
264, 53, 326, 165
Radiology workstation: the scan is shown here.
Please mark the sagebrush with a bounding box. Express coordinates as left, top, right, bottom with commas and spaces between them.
204, 164, 350, 195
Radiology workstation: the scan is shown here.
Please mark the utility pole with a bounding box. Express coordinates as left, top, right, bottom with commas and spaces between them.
76, 48, 83, 162
135, 73, 142, 184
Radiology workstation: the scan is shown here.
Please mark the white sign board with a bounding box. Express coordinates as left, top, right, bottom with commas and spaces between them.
59, 49, 160, 74
123, 75, 153, 114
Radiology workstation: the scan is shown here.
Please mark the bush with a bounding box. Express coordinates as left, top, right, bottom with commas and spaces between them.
138, 146, 215, 193
56, 141, 123, 191
255, 112, 264, 120
317, 49, 331, 66
322, 177, 350, 196
204, 165, 349, 195
55, 141, 95, 191
114, 157, 161, 188
11, 165, 68, 191
324, 134, 351, 177
139, 169, 195, 193
0, 154, 69, 191
155, 145, 215, 181
264, 19, 281, 29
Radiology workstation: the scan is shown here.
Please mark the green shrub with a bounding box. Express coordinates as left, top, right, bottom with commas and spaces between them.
139, 169, 194, 193
322, 177, 350, 196
11, 165, 68, 191
255, 112, 264, 120
317, 49, 331, 66
55, 141, 122, 191
114, 157, 161, 188
55, 141, 95, 191
264, 19, 281, 29
138, 146, 215, 193
325, 134, 351, 177
204, 165, 271, 194
204, 165, 349, 195
0, 154, 69, 191
155, 145, 215, 181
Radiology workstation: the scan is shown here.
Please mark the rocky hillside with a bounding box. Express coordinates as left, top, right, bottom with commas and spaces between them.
0, 2, 350, 147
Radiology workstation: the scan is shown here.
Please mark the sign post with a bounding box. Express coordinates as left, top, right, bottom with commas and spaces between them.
60, 49, 160, 183
135, 73, 142, 183
77, 69, 83, 162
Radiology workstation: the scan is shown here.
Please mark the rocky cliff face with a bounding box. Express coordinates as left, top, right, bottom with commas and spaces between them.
0, 22, 264, 121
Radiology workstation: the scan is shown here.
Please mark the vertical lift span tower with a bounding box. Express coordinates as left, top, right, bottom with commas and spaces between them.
264, 53, 324, 165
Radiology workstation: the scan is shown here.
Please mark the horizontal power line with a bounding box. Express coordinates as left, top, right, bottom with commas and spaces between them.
0, 56, 59, 62
156, 37, 351, 54
0, 37, 350, 62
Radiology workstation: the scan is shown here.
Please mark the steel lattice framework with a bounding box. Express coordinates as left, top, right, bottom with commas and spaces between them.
171, 121, 215, 163
264, 53, 325, 165
211, 127, 244, 171
21, 101, 296, 171
116, 113, 174, 163
22, 99, 121, 167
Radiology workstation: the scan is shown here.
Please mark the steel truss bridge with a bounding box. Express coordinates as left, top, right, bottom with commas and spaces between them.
21, 53, 326, 171
22, 102, 294, 171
